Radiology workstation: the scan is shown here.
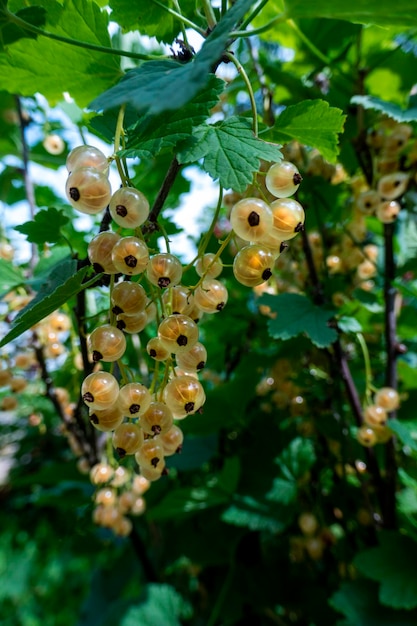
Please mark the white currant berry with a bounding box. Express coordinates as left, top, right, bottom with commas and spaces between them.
270, 198, 305, 240
111, 236, 149, 276
233, 244, 275, 287
88, 324, 126, 362
155, 424, 184, 455
195, 253, 223, 278
158, 314, 199, 354
88, 231, 121, 274
162, 285, 194, 316
118, 383, 151, 417
112, 422, 144, 457
230, 197, 273, 242
116, 311, 148, 334
146, 253, 183, 289
66, 145, 108, 174
376, 200, 401, 224
265, 161, 302, 198
377, 172, 409, 200
66, 167, 112, 214
163, 375, 206, 419
111, 281, 147, 316
147, 337, 171, 361
176, 341, 207, 372
374, 387, 400, 411
194, 279, 228, 313
81, 371, 119, 410
89, 404, 124, 432
109, 187, 150, 228
139, 401, 174, 435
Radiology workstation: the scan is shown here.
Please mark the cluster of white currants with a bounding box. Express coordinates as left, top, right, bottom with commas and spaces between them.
230, 160, 304, 287
357, 387, 400, 447
357, 122, 414, 224
62, 145, 305, 533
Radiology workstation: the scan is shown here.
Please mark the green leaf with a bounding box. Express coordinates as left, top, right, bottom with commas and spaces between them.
266, 477, 297, 505
354, 532, 417, 610
221, 495, 290, 533
0, 0, 121, 106
270, 100, 346, 162
0, 258, 24, 296
120, 584, 190, 626
90, 0, 254, 115
281, 0, 417, 26
388, 419, 417, 452
109, 0, 197, 43
330, 580, 417, 626
148, 486, 228, 521
275, 437, 316, 481
0, 6, 46, 50
0, 261, 89, 348
337, 316, 363, 333
259, 293, 338, 348
14, 207, 69, 244
121, 77, 224, 160
178, 116, 282, 192
351, 95, 417, 123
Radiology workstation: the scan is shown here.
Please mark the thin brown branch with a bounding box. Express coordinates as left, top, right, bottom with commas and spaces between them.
33, 333, 98, 465
143, 157, 181, 233
382, 221, 398, 530
15, 97, 38, 272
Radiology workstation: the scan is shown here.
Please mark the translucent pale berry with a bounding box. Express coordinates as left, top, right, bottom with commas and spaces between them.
265, 161, 302, 198
356, 190, 379, 215
81, 371, 119, 410
298, 512, 319, 536
230, 197, 273, 242
374, 387, 400, 411
89, 404, 124, 432
88, 324, 126, 362
158, 314, 199, 354
195, 253, 223, 278
377, 172, 409, 200
118, 383, 151, 417
270, 198, 305, 240
194, 279, 228, 313
356, 260, 376, 280
155, 424, 184, 456
176, 341, 207, 372
66, 145, 108, 174
95, 488, 117, 507
90, 463, 114, 485
139, 401, 174, 435
233, 244, 275, 287
136, 462, 166, 482
162, 285, 194, 316
116, 311, 148, 334
88, 231, 121, 274
111, 236, 149, 276
111, 281, 147, 316
65, 167, 112, 214
131, 474, 151, 495
112, 422, 144, 457
109, 187, 150, 228
135, 439, 165, 471
376, 200, 401, 224
163, 375, 206, 419
364, 404, 387, 427
356, 425, 377, 447
146, 253, 182, 289
146, 337, 171, 361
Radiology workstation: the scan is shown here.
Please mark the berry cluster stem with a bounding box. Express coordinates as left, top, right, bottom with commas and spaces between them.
6, 10, 161, 61
224, 52, 259, 137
